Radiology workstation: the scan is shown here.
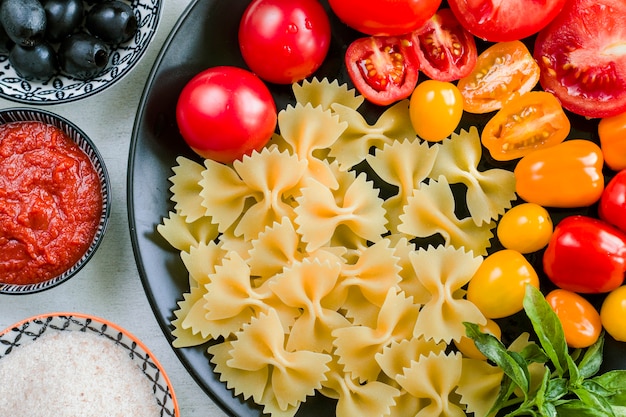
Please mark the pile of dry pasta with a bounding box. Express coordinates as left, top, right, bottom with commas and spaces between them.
158, 78, 527, 417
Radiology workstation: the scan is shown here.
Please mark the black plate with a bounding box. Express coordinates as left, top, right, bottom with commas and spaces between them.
128, 1, 625, 416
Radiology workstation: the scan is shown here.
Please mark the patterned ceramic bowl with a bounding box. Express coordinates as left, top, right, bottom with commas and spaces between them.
0, 0, 162, 104
0, 313, 179, 416
0, 108, 110, 294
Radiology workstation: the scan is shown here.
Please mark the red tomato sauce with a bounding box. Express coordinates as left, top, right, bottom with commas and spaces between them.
0, 121, 102, 285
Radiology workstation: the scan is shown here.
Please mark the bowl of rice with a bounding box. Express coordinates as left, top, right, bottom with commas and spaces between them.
0, 108, 110, 294
0, 312, 179, 417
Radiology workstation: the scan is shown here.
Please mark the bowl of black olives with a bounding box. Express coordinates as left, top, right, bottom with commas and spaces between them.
0, 0, 161, 104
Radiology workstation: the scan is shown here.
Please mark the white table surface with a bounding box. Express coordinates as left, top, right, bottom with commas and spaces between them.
0, 1, 228, 416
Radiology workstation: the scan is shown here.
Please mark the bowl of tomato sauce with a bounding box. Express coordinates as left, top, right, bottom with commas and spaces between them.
0, 108, 110, 294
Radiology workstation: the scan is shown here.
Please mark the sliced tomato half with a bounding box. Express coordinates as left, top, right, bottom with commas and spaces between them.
410, 8, 477, 82
345, 35, 419, 106
534, 0, 626, 118
447, 0, 567, 42
457, 40, 540, 114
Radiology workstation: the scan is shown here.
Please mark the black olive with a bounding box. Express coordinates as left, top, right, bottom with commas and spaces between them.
9, 43, 58, 80
43, 0, 85, 43
58, 32, 109, 80
0, 0, 47, 47
86, 1, 138, 45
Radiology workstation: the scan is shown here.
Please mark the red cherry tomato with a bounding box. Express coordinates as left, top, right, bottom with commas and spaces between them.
599, 170, 626, 234
327, 0, 442, 36
447, 0, 566, 42
534, 0, 626, 118
543, 216, 626, 294
176, 66, 277, 164
238, 0, 331, 84
410, 8, 477, 82
345, 35, 419, 106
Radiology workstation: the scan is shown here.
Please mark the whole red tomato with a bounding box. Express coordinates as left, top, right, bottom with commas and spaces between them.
543, 216, 626, 294
328, 0, 441, 36
238, 0, 331, 84
176, 66, 277, 164
599, 170, 626, 233
448, 0, 566, 42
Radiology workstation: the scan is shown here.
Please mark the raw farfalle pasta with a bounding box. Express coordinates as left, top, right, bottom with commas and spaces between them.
200, 147, 308, 240
158, 77, 512, 417
396, 351, 466, 417
273, 103, 347, 189
328, 100, 417, 170
366, 138, 439, 233
398, 175, 496, 256
294, 166, 387, 252
209, 310, 332, 417
270, 258, 349, 353
409, 245, 486, 344
430, 127, 517, 226
332, 288, 420, 383
169, 156, 207, 222
292, 77, 364, 112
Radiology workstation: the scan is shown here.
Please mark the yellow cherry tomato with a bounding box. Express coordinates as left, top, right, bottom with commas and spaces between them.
601, 285, 626, 342
497, 203, 553, 254
409, 80, 463, 142
466, 249, 540, 319
454, 318, 502, 360
546, 289, 602, 349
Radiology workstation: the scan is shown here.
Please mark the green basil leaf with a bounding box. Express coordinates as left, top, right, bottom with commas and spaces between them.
591, 370, 626, 392
611, 406, 626, 417
577, 334, 605, 379
557, 400, 615, 417
573, 386, 615, 417
523, 285, 569, 377
520, 341, 549, 365
465, 322, 531, 395
535, 366, 551, 409
540, 401, 557, 417
546, 377, 568, 401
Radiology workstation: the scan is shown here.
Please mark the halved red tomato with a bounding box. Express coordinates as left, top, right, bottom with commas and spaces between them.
457, 41, 540, 114
345, 35, 419, 106
328, 0, 441, 36
534, 0, 626, 118
410, 8, 477, 82
481, 91, 570, 161
447, 0, 567, 42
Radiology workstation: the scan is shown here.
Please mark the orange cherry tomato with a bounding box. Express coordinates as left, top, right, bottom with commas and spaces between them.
481, 91, 570, 161
466, 249, 540, 319
514, 139, 604, 208
457, 41, 540, 114
598, 111, 626, 171
546, 289, 602, 349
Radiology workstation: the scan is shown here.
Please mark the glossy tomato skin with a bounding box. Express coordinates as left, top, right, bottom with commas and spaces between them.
599, 170, 626, 234
345, 35, 419, 106
543, 216, 626, 294
546, 289, 602, 349
409, 80, 463, 142
176, 66, 277, 164
238, 0, 331, 84
598, 113, 626, 171
457, 41, 540, 114
481, 91, 570, 161
410, 8, 477, 82
601, 286, 626, 342
497, 203, 553, 254
448, 0, 566, 42
466, 249, 540, 319
328, 0, 441, 36
534, 0, 626, 118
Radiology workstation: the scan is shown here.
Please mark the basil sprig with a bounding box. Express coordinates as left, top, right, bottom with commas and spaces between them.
464, 285, 626, 417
